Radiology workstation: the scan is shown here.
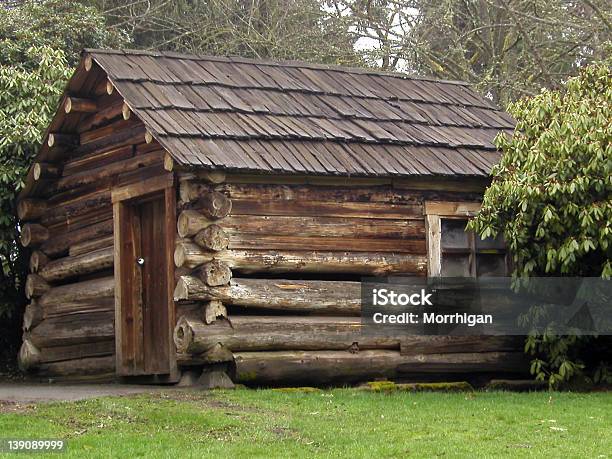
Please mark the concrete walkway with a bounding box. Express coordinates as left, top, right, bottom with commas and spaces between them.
0, 383, 166, 403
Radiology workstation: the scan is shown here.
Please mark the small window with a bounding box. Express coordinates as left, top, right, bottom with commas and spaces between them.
425, 202, 508, 277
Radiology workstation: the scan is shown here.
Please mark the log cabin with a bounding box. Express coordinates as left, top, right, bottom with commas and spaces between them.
16, 49, 526, 386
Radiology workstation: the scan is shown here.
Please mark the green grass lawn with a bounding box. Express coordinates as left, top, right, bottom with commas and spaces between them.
0, 389, 610, 458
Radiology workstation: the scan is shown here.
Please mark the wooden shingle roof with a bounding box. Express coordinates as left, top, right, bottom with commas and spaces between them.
87, 49, 514, 177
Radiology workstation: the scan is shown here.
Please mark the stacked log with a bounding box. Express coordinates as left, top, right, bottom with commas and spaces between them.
34, 356, 115, 380
174, 242, 426, 275
19, 339, 114, 371
233, 350, 528, 385
18, 305, 115, 378
26, 311, 114, 348
174, 316, 396, 354
38, 247, 113, 282
174, 276, 361, 314
173, 180, 526, 385
173, 189, 234, 366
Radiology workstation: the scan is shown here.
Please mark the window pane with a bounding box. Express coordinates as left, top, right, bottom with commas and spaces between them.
441, 219, 470, 249
475, 232, 505, 250
476, 254, 507, 277
441, 254, 471, 277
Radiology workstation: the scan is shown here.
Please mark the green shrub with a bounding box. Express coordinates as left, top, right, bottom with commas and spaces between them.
0, 1, 128, 367
469, 62, 612, 388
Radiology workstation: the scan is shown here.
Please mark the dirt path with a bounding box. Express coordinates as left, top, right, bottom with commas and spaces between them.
0, 383, 167, 403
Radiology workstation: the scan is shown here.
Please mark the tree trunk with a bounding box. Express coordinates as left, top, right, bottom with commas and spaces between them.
18, 339, 42, 371
41, 190, 111, 228
47, 133, 78, 149
43, 297, 114, 320
177, 210, 211, 237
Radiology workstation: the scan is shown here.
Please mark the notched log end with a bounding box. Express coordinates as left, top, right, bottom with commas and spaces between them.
164, 153, 174, 172
20, 224, 49, 248
18, 339, 41, 371
203, 300, 227, 324
201, 170, 226, 184
84, 55, 93, 71
174, 277, 190, 301
194, 225, 229, 252
33, 163, 42, 181
198, 259, 232, 286
174, 244, 187, 268
17, 199, 47, 221
122, 102, 131, 120
173, 316, 194, 353
195, 191, 232, 220
25, 273, 50, 299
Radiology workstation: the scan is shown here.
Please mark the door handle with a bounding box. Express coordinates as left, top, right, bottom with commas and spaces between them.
137, 257, 145, 266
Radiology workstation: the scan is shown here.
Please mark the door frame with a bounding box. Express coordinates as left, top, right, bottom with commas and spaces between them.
112, 173, 178, 382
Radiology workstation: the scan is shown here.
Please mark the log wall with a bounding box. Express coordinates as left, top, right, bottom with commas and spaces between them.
173, 176, 527, 385
17, 64, 167, 381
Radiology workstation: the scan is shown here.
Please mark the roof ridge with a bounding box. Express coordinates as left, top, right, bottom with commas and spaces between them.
109, 77, 499, 111
83, 48, 472, 87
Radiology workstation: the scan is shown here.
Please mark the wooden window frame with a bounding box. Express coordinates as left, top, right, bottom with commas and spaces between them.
425, 201, 488, 277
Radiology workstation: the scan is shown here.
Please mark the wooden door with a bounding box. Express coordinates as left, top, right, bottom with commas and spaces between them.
113, 176, 177, 381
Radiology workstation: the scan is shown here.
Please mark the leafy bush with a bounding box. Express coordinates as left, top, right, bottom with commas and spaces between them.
469, 63, 612, 387
0, 0, 128, 368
